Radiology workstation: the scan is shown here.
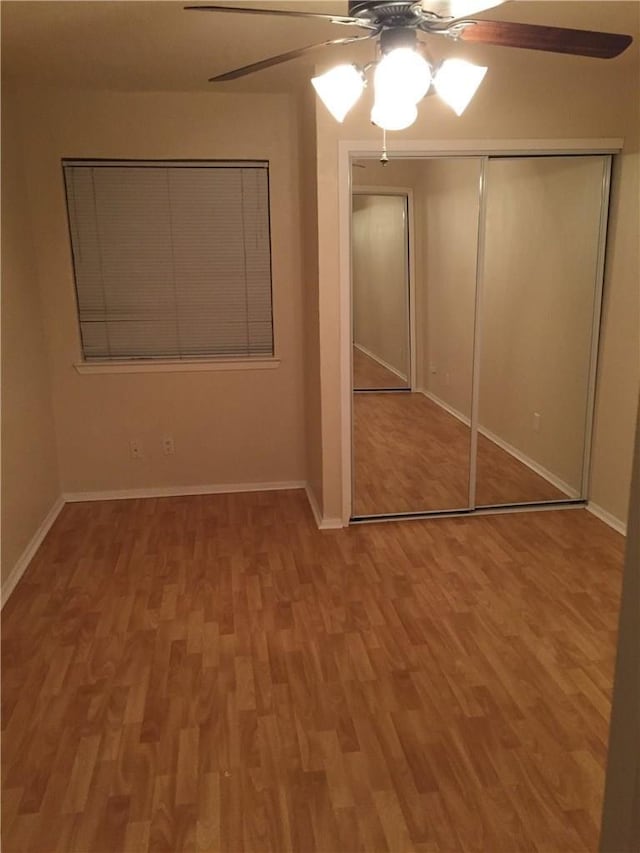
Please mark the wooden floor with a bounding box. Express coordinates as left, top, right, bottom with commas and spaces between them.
1, 490, 624, 852
353, 393, 568, 517
353, 347, 408, 391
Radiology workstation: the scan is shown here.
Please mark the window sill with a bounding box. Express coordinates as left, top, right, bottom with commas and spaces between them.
74, 357, 281, 375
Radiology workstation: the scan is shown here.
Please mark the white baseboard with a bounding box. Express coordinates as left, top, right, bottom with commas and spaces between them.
65, 481, 348, 531
354, 343, 408, 384
421, 390, 580, 500
421, 389, 471, 427
1, 496, 65, 608
478, 426, 580, 500
63, 480, 306, 502
304, 484, 344, 530
587, 502, 627, 536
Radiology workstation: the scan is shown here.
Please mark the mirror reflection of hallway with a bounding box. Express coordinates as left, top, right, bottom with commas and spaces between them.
352, 191, 410, 391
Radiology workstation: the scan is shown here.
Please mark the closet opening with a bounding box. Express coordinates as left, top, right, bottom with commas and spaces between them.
346, 150, 613, 523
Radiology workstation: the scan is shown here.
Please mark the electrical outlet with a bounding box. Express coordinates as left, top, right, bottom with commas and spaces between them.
430, 364, 437, 374
129, 440, 142, 459
162, 436, 175, 455
533, 412, 541, 432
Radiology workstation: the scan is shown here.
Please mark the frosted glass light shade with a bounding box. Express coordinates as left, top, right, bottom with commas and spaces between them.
311, 65, 364, 122
371, 98, 418, 131
374, 48, 432, 105
434, 58, 487, 116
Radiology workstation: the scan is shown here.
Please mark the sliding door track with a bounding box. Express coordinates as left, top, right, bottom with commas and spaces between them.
350, 499, 587, 524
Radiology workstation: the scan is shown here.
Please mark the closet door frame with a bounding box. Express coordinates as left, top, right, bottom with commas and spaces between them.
338, 139, 621, 526
582, 154, 613, 498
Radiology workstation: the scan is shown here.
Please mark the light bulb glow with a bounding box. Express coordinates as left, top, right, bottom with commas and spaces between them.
374, 48, 432, 105
311, 65, 364, 122
433, 59, 487, 116
371, 98, 418, 131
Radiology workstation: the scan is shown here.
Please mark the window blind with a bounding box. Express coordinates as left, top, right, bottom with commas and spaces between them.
63, 161, 273, 361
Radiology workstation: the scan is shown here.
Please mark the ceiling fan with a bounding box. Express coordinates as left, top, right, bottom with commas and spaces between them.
185, 1, 633, 129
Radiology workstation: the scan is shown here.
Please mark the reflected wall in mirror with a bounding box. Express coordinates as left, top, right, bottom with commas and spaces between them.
352, 192, 410, 391
476, 155, 608, 506
351, 157, 480, 517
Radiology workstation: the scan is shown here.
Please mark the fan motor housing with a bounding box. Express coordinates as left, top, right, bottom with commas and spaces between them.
379, 27, 418, 52
347, 1, 421, 26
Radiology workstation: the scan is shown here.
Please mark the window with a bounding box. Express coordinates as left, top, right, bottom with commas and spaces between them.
63, 160, 273, 362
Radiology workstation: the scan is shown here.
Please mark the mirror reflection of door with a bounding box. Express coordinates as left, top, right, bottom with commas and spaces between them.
352, 193, 410, 391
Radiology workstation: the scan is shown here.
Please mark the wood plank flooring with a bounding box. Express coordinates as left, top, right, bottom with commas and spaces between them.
353, 348, 408, 391
1, 490, 624, 852
353, 393, 568, 517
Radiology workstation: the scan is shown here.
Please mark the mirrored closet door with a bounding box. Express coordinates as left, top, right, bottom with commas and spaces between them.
350, 153, 611, 521
476, 155, 609, 507
351, 157, 481, 517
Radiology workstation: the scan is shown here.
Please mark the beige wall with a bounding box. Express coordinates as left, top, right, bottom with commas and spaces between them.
12, 88, 306, 494
314, 37, 640, 524
352, 194, 409, 378
1, 89, 60, 584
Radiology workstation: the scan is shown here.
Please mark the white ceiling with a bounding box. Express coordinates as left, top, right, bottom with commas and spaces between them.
2, 0, 639, 93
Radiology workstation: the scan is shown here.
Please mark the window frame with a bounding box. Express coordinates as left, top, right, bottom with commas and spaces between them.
62, 158, 278, 373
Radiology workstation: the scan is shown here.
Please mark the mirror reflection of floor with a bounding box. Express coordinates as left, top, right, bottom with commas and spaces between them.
353, 346, 409, 390
353, 393, 571, 517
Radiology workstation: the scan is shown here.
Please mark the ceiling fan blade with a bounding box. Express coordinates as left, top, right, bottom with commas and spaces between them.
456, 20, 633, 58
185, 5, 372, 27
208, 34, 374, 81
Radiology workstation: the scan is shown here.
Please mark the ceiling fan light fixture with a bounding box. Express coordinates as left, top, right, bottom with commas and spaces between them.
433, 58, 487, 116
371, 97, 418, 131
374, 48, 432, 105
311, 64, 365, 122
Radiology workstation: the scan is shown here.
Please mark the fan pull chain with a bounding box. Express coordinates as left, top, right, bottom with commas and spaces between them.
380, 127, 389, 165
